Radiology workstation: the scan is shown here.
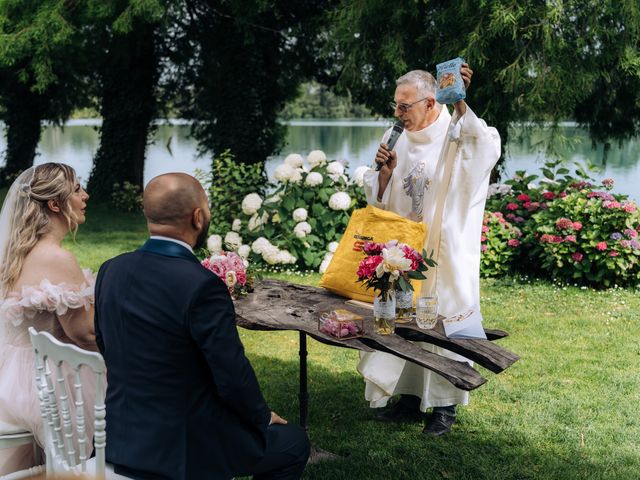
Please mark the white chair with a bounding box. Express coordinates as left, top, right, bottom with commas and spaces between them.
28, 327, 126, 480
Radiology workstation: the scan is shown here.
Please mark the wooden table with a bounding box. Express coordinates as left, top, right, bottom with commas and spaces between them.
234, 279, 519, 459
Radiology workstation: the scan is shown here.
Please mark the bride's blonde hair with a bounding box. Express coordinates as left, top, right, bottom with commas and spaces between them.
0, 163, 79, 294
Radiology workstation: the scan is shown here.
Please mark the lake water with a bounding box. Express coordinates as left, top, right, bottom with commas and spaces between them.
1, 119, 638, 201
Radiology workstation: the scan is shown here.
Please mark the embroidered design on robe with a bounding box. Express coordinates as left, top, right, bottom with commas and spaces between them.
402, 162, 431, 218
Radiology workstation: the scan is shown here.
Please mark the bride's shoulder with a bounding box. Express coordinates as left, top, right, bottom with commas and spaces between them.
19, 243, 85, 286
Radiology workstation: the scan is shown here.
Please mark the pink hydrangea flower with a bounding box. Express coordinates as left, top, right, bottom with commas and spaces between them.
507, 239, 520, 247
601, 178, 614, 188
571, 252, 583, 262
563, 235, 577, 243
596, 241, 608, 251
506, 203, 519, 211
482, 225, 490, 233
609, 251, 619, 257
623, 202, 637, 213
542, 191, 556, 200
481, 244, 488, 252
624, 228, 638, 238
620, 240, 631, 248
558, 191, 568, 198
506, 213, 516, 220
481, 235, 487, 242
556, 218, 574, 230
603, 201, 621, 209
572, 222, 583, 231
517, 193, 530, 202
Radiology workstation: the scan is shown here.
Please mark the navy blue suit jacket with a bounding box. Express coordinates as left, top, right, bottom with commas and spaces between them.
95, 239, 271, 480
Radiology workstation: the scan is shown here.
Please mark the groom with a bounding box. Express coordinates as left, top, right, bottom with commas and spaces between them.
94, 173, 309, 480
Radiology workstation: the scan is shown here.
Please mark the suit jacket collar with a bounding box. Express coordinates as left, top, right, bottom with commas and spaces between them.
139, 238, 199, 263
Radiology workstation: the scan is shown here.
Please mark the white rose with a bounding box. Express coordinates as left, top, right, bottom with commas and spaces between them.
251, 237, 271, 254
224, 231, 242, 250
328, 241, 339, 253
207, 234, 222, 254
328, 191, 352, 211
225, 271, 237, 288
238, 244, 251, 259
248, 212, 269, 232
231, 219, 242, 232
284, 153, 304, 168
242, 193, 263, 215
304, 172, 323, 187
326, 161, 345, 181
353, 166, 370, 187
292, 208, 308, 222
274, 163, 295, 183
293, 221, 312, 238
307, 150, 327, 168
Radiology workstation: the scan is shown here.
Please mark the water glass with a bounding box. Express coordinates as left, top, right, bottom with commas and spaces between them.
416, 296, 438, 329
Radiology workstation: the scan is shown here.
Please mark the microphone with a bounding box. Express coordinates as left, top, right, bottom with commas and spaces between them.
376, 121, 404, 171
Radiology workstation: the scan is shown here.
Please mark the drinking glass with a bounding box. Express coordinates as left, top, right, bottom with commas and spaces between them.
416, 296, 438, 329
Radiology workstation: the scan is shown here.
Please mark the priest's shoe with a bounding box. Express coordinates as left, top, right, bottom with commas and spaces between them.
422, 411, 456, 436
375, 395, 424, 423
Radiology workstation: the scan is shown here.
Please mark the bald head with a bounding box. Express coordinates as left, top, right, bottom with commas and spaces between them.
143, 173, 207, 227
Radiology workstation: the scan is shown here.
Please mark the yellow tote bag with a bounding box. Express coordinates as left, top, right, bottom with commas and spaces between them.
320, 205, 428, 303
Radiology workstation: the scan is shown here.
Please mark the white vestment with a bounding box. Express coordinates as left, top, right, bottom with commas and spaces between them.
358, 105, 501, 410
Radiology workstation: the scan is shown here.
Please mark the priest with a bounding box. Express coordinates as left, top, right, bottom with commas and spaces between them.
359, 65, 501, 436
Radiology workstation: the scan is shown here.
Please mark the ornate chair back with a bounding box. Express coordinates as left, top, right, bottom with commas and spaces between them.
28, 327, 106, 479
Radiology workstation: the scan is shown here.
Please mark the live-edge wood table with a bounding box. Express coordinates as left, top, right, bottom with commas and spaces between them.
234, 279, 519, 461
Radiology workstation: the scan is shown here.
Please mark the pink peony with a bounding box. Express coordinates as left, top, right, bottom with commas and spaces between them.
517, 193, 530, 202
357, 255, 383, 279
596, 242, 608, 251
555, 218, 574, 230
542, 191, 556, 200
572, 222, 583, 231
507, 239, 520, 247
571, 252, 583, 262
363, 242, 384, 255
506, 203, 519, 211
401, 245, 424, 270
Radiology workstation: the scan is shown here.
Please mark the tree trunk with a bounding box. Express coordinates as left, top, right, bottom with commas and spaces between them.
88, 20, 158, 202
0, 79, 44, 185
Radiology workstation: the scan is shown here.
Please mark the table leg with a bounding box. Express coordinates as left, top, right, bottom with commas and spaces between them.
298, 332, 340, 463
298, 331, 309, 430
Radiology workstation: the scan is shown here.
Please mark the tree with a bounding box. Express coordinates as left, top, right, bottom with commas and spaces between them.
328, 0, 640, 175
166, 0, 337, 165
0, 0, 90, 184
87, 1, 165, 201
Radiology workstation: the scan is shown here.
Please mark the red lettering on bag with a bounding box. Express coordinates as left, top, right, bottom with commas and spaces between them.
353, 240, 365, 252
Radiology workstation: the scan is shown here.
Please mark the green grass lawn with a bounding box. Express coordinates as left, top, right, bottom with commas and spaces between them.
23, 200, 640, 478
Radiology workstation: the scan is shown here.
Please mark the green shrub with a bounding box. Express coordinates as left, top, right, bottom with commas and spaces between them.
207, 151, 368, 271
111, 181, 142, 212
480, 212, 522, 277
198, 149, 268, 233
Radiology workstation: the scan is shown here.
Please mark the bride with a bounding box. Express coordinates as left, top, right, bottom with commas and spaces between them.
0, 163, 96, 475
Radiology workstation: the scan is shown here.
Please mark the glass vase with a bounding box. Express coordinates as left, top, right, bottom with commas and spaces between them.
373, 291, 396, 335
394, 289, 413, 324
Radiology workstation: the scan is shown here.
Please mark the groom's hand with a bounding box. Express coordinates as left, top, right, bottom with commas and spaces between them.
270, 411, 288, 425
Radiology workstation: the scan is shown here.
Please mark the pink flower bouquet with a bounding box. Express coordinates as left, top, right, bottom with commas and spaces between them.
201, 252, 252, 298
356, 240, 436, 299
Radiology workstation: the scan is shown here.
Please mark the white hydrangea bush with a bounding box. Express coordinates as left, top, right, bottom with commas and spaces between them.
208, 150, 369, 270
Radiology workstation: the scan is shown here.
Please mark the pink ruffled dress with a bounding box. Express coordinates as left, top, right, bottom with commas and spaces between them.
0, 269, 96, 475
